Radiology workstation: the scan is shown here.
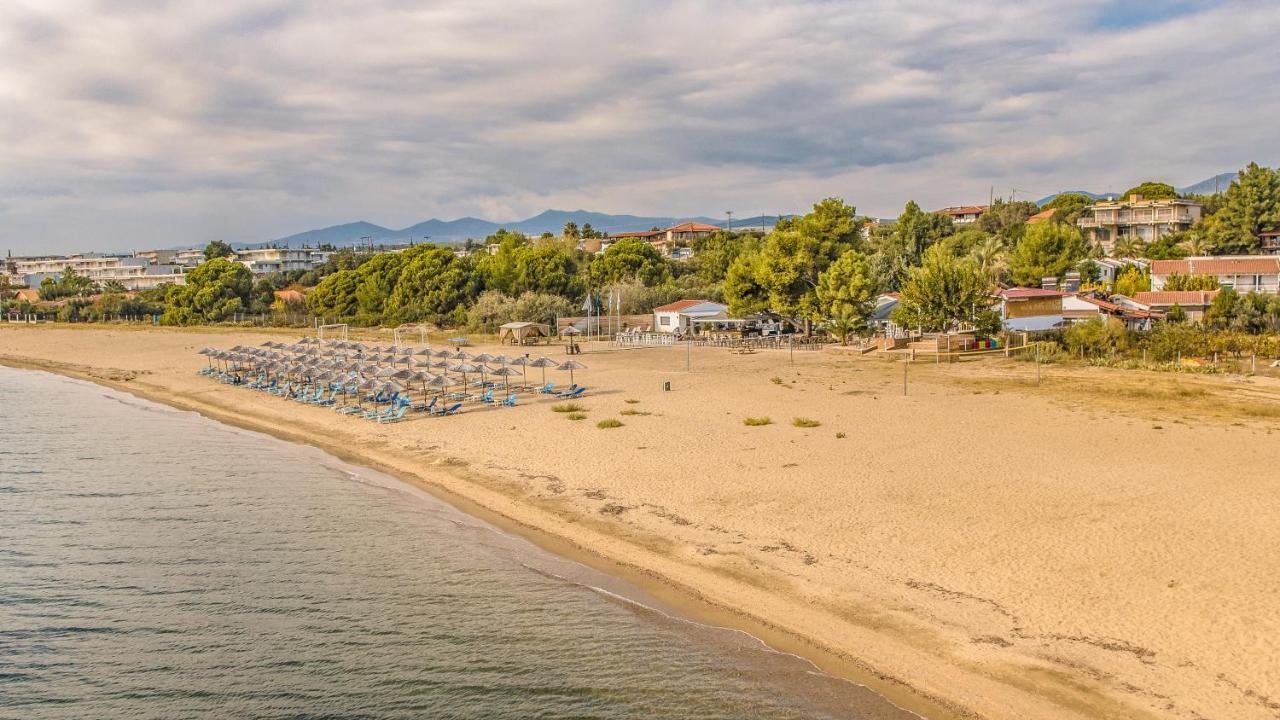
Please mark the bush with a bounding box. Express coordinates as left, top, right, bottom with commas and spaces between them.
552, 403, 585, 413
792, 417, 821, 428
597, 418, 624, 429
743, 417, 772, 426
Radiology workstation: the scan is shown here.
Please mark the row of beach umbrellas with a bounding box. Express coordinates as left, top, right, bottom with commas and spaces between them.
199, 338, 585, 392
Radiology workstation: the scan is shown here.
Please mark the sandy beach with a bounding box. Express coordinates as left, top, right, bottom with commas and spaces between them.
3, 324, 1278, 720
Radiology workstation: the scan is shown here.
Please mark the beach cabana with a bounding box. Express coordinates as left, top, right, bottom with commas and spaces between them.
499, 321, 551, 345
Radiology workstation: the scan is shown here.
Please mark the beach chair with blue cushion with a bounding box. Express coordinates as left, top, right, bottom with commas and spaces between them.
556, 386, 585, 399
501, 393, 517, 407
431, 402, 462, 416
376, 406, 409, 423
538, 382, 555, 394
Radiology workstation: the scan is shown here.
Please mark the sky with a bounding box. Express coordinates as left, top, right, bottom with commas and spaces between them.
2, 0, 1278, 254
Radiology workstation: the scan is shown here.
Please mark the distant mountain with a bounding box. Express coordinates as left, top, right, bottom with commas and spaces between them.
1035, 168, 1266, 206
264, 221, 398, 248
1035, 190, 1115, 206
1178, 172, 1238, 196
258, 210, 790, 247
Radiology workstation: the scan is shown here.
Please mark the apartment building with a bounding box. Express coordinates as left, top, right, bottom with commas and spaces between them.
1150, 256, 1280, 295
5, 254, 186, 291
1078, 195, 1202, 253
234, 247, 333, 275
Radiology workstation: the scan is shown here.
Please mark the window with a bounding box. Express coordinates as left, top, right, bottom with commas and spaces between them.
659, 315, 671, 326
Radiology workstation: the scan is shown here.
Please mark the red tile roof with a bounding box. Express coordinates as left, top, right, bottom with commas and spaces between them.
935, 205, 988, 216
654, 299, 709, 313
607, 230, 661, 239
997, 287, 1064, 299
664, 222, 720, 233
1151, 257, 1280, 276
1026, 208, 1057, 224
1132, 290, 1220, 307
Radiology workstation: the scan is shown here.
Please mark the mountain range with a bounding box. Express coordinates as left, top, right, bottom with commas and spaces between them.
241, 169, 1259, 249
252, 211, 786, 249
1036, 171, 1248, 206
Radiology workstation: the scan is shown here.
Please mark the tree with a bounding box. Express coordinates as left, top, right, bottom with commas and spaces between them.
815, 250, 875, 342
1111, 234, 1146, 259
1113, 265, 1150, 296
563, 221, 580, 240
305, 268, 361, 318
1143, 232, 1188, 260
969, 235, 1009, 284
1205, 163, 1280, 254
591, 238, 671, 286
1162, 272, 1219, 291
513, 243, 582, 297
1009, 222, 1087, 286
161, 258, 252, 324
691, 230, 760, 285
1166, 303, 1187, 323
894, 200, 952, 260
203, 240, 234, 261
723, 250, 770, 317
1046, 193, 1095, 226
1120, 181, 1178, 200
892, 245, 992, 332
977, 198, 1038, 239
384, 245, 479, 325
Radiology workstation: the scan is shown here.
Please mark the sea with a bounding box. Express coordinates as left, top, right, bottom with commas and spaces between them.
0, 365, 914, 720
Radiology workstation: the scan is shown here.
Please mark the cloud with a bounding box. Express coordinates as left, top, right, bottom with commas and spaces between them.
0, 0, 1276, 253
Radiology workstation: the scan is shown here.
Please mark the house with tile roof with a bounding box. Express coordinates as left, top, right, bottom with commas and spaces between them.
1115, 290, 1220, 322
995, 288, 1065, 331
934, 205, 988, 224
652, 299, 730, 334
1150, 256, 1280, 294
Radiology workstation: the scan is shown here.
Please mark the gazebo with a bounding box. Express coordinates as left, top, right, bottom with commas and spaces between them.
499, 321, 551, 345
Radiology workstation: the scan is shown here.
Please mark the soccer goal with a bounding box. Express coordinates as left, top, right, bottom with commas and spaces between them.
317, 323, 349, 341
393, 324, 427, 346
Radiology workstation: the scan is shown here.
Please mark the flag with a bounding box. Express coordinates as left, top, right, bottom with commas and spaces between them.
581, 292, 593, 313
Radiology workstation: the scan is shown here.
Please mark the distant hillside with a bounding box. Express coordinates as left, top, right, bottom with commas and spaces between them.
1178, 172, 1238, 196
1035, 168, 1270, 206
257, 210, 790, 247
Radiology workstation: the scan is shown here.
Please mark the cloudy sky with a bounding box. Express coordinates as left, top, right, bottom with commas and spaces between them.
2, 0, 1278, 254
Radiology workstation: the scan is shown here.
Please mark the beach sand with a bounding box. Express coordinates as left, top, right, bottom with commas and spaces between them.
3, 324, 1278, 719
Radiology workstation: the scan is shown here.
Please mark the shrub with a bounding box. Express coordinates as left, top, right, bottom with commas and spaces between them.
743, 417, 772, 426
792, 417, 821, 428
552, 403, 585, 413
597, 418, 624, 429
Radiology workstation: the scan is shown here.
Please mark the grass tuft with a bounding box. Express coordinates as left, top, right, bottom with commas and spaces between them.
742, 416, 773, 426
620, 409, 651, 416
597, 418, 624, 429
792, 417, 821, 428
835, 432, 847, 439
552, 402, 585, 413
566, 412, 588, 421
624, 398, 641, 404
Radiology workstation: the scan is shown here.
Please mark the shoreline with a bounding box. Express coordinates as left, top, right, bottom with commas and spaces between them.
0, 354, 953, 720
4, 324, 1278, 720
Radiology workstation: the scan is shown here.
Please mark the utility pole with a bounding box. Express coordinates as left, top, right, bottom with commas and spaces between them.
725, 210, 733, 231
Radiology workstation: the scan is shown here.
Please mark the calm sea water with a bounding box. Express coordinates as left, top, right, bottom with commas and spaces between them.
0, 366, 912, 720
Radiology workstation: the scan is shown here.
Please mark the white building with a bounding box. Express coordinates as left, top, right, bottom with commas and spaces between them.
234, 247, 333, 276
1150, 256, 1280, 294
5, 254, 186, 291
652, 299, 731, 334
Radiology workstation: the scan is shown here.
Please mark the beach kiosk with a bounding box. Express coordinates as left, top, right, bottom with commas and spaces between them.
499, 321, 551, 345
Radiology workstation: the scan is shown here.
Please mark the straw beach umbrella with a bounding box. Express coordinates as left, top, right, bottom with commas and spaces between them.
490, 366, 517, 392
527, 356, 558, 387
557, 359, 585, 386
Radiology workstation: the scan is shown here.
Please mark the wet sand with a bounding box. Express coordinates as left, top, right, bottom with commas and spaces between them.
3, 324, 1279, 719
